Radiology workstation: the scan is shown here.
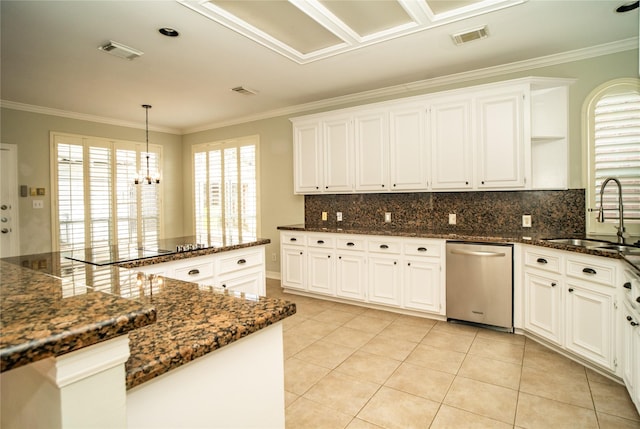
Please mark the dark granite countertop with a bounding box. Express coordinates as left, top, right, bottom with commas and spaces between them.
277, 224, 640, 273
0, 239, 297, 389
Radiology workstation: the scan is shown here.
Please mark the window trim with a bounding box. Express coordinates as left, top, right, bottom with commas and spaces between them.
50, 131, 164, 251
583, 77, 640, 236
191, 135, 261, 240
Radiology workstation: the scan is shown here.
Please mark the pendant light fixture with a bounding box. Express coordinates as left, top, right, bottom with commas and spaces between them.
135, 104, 160, 185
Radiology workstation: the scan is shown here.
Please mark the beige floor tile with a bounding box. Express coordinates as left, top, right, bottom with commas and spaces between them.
283, 332, 318, 359
285, 396, 353, 429
515, 392, 598, 429
294, 339, 357, 369
284, 357, 331, 395
345, 418, 384, 428
590, 380, 640, 422
323, 326, 378, 348
458, 354, 522, 390
285, 317, 341, 339
405, 343, 466, 374
378, 319, 432, 343
523, 344, 587, 378
476, 328, 526, 345
586, 368, 620, 386
357, 386, 439, 429
393, 314, 438, 328
343, 314, 394, 334
303, 371, 380, 416
431, 320, 479, 337
431, 404, 513, 429
281, 313, 308, 332
359, 334, 418, 361
443, 376, 518, 424
312, 308, 358, 324
335, 350, 401, 384
421, 329, 475, 353
360, 308, 400, 321
520, 365, 593, 409
384, 362, 454, 402
597, 411, 640, 429
325, 301, 369, 315
284, 390, 299, 408
468, 337, 524, 365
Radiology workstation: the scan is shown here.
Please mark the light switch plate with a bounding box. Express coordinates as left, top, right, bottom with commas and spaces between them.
337, 212, 342, 222
449, 213, 456, 225
322, 211, 327, 221
33, 200, 44, 209
522, 214, 532, 227
384, 212, 392, 223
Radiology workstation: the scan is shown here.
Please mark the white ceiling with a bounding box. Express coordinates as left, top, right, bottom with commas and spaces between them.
0, 0, 637, 134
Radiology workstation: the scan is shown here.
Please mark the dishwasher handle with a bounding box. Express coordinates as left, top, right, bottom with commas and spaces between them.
450, 249, 506, 257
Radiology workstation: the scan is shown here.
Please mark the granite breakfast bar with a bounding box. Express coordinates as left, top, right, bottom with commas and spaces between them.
0, 238, 296, 429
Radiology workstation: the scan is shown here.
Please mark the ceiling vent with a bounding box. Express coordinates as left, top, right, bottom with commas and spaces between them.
98, 41, 144, 60
451, 26, 489, 45
231, 86, 258, 95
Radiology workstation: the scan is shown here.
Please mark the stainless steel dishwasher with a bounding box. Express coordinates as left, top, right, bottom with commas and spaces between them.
446, 242, 513, 331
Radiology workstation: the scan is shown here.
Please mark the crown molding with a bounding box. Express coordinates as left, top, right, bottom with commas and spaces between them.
2, 38, 636, 136
0, 100, 181, 135
185, 37, 638, 134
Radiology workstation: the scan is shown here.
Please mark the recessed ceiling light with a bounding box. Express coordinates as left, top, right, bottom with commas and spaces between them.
616, 1, 639, 12
159, 27, 180, 37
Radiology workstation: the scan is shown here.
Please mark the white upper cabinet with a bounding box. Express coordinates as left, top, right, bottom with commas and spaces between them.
354, 109, 389, 191
429, 97, 473, 190
291, 77, 573, 194
476, 87, 527, 189
389, 103, 429, 191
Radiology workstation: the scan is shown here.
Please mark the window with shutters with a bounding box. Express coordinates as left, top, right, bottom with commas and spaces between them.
193, 135, 259, 242
51, 132, 163, 255
585, 79, 640, 236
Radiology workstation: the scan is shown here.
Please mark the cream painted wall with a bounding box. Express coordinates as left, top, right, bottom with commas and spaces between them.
0, 108, 184, 255
182, 49, 637, 275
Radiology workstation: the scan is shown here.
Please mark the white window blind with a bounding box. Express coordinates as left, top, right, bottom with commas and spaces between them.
593, 91, 640, 225
193, 136, 258, 242
52, 133, 162, 255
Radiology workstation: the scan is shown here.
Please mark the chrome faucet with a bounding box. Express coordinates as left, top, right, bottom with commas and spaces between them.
597, 177, 625, 244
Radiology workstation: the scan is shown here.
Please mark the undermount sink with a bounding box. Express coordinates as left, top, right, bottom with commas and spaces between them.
595, 244, 640, 254
543, 238, 609, 247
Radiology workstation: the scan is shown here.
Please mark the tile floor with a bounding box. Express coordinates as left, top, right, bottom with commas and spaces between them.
266, 279, 640, 429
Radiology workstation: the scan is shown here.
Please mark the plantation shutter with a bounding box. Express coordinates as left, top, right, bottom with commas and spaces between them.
593, 91, 640, 224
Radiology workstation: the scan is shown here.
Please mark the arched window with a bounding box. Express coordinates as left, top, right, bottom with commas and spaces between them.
584, 78, 640, 237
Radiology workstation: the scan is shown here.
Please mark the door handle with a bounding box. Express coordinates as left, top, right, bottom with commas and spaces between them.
582, 267, 597, 275
451, 249, 505, 257
346, 242, 355, 246
380, 244, 389, 249
536, 258, 548, 264
1, 228, 8, 234
237, 259, 246, 264
188, 269, 200, 276
417, 247, 427, 252
623, 282, 631, 289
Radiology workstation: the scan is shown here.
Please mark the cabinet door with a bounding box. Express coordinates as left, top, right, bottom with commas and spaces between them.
293, 121, 323, 193
219, 268, 264, 296
281, 246, 305, 290
307, 249, 335, 295
368, 255, 400, 306
476, 89, 526, 189
354, 110, 389, 191
430, 99, 473, 189
403, 258, 441, 313
324, 116, 353, 192
565, 282, 615, 370
389, 104, 429, 191
621, 300, 638, 395
336, 251, 367, 301
524, 271, 563, 345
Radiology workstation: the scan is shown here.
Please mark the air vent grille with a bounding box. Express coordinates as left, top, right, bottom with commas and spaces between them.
231, 86, 258, 95
98, 41, 144, 60
451, 26, 489, 45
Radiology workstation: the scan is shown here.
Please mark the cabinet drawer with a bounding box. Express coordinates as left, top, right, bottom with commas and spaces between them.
368, 239, 401, 254
307, 235, 335, 248
218, 249, 263, 274
566, 257, 616, 287
524, 248, 561, 273
336, 236, 366, 251
174, 261, 214, 282
403, 240, 442, 257
281, 232, 306, 246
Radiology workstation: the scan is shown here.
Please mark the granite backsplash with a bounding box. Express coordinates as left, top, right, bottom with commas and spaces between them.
305, 189, 585, 238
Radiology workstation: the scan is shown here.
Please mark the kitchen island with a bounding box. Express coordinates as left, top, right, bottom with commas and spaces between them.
0, 238, 296, 428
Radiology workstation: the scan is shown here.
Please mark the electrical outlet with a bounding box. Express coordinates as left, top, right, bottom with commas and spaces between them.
522, 214, 532, 228
449, 213, 456, 225
322, 211, 327, 221
33, 200, 43, 209
385, 212, 392, 223
337, 212, 342, 222
271, 252, 277, 262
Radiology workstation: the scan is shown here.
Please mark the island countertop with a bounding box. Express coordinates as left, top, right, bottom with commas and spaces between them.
1, 239, 296, 389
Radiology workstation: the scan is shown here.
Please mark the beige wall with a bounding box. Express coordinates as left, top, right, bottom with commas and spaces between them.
1, 48, 636, 270
0, 108, 184, 255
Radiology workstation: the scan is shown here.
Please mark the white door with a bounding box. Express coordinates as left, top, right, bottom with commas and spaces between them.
523, 271, 563, 345
323, 116, 353, 192
293, 121, 323, 193
403, 258, 440, 313
354, 110, 389, 191
281, 246, 305, 290
307, 249, 335, 295
336, 251, 367, 300
389, 104, 429, 190
0, 143, 20, 257
368, 255, 400, 305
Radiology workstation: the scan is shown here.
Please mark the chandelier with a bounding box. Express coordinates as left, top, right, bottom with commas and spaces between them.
135, 104, 160, 184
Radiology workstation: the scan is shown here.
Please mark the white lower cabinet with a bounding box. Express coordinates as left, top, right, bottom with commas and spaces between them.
523, 270, 563, 346
280, 231, 444, 317
135, 246, 267, 296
